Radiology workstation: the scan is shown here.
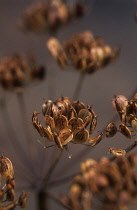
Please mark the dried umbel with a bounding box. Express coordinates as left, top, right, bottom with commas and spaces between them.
32, 97, 101, 150
0, 54, 46, 91
47, 31, 120, 74
64, 153, 137, 210
0, 157, 27, 209
22, 0, 86, 34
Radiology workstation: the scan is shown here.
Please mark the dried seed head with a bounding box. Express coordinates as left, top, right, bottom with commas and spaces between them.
108, 148, 126, 157
73, 128, 89, 144
18, 191, 27, 208
106, 122, 117, 137
119, 123, 132, 139
0, 156, 14, 179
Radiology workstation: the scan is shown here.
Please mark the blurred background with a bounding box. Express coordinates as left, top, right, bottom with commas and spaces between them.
0, 0, 137, 209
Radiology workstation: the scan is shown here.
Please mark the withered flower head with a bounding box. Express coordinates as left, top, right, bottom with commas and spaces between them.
47, 30, 120, 74
32, 97, 99, 150
0, 54, 46, 91
65, 153, 137, 210
22, 0, 87, 34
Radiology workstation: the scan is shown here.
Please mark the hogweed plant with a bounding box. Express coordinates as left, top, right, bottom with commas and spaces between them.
0, 156, 27, 210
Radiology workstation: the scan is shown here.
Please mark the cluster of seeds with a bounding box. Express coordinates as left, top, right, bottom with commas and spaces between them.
103, 94, 137, 155
23, 0, 86, 33
32, 97, 103, 149
0, 156, 27, 209
47, 31, 120, 73
0, 54, 45, 91
62, 153, 137, 210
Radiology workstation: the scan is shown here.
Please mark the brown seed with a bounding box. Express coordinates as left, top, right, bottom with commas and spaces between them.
106, 122, 117, 137
73, 127, 89, 144
58, 128, 73, 146
44, 115, 55, 131
18, 191, 27, 208
87, 132, 103, 146
42, 100, 53, 116
78, 109, 92, 127
71, 101, 85, 114
54, 133, 63, 149
119, 123, 132, 139
68, 117, 84, 131
89, 115, 97, 135
6, 184, 15, 201
108, 148, 126, 157
54, 115, 68, 131
43, 126, 54, 141
131, 118, 137, 135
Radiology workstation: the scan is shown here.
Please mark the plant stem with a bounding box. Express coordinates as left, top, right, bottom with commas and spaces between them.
72, 72, 86, 101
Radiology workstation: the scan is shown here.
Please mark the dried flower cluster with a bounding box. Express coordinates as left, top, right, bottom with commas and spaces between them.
0, 54, 45, 91
47, 31, 120, 73
32, 97, 102, 149
23, 0, 86, 33
62, 153, 137, 210
0, 156, 27, 209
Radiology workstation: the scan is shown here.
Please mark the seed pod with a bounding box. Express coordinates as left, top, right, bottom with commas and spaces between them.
43, 126, 54, 141
36, 122, 46, 137
6, 176, 15, 189
78, 109, 92, 127
58, 128, 73, 146
126, 101, 134, 116
32, 111, 39, 129
71, 101, 85, 114
54, 115, 68, 131
127, 114, 135, 125
54, 133, 63, 149
106, 122, 117, 137
108, 148, 126, 157
0, 190, 4, 203
42, 100, 53, 116
0, 156, 14, 178
89, 115, 97, 135
6, 184, 15, 201
68, 117, 84, 131
55, 101, 67, 115
119, 123, 132, 139
131, 118, 137, 135
44, 115, 55, 131
87, 132, 103, 146
112, 95, 128, 113
81, 159, 97, 173
73, 127, 89, 144
18, 191, 27, 208
67, 105, 77, 120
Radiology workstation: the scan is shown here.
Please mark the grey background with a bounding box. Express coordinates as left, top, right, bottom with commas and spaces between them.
0, 0, 137, 209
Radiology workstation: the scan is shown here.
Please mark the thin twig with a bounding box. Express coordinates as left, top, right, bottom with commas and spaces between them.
72, 72, 86, 101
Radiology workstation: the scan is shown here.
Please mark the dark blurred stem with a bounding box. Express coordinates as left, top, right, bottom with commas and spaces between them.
16, 91, 38, 178
0, 95, 33, 184
72, 72, 86, 101
37, 149, 62, 210
44, 149, 63, 184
